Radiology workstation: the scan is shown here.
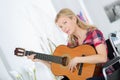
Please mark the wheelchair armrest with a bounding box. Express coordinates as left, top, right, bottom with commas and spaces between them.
103, 57, 120, 68
102, 57, 120, 80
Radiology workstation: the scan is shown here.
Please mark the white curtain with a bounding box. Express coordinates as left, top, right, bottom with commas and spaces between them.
0, 0, 67, 80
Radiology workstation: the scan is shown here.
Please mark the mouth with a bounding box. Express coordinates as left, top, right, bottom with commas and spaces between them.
66, 30, 70, 34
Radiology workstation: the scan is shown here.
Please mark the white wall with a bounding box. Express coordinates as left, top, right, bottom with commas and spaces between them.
52, 0, 82, 14
83, 0, 120, 39
0, 0, 67, 80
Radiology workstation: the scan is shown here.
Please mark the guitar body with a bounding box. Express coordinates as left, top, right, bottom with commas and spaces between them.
51, 45, 96, 80
14, 44, 97, 80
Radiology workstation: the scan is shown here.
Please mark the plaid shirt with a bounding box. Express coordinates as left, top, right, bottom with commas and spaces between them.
84, 29, 107, 48
67, 28, 115, 75
67, 28, 107, 51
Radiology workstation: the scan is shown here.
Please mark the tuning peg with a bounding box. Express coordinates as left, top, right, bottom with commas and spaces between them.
14, 48, 25, 56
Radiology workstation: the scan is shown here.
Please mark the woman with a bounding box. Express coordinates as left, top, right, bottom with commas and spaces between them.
55, 8, 107, 72
28, 8, 108, 80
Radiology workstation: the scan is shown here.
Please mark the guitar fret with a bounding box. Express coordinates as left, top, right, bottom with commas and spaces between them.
25, 51, 31, 56
36, 53, 63, 64
26, 51, 63, 64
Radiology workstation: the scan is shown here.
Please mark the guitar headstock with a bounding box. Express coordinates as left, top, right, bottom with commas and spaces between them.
14, 48, 25, 56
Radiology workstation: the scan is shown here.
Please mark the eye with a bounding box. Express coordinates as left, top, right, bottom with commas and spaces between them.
63, 21, 67, 24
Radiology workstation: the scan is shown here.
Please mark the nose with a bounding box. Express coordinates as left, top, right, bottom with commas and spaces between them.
62, 27, 67, 33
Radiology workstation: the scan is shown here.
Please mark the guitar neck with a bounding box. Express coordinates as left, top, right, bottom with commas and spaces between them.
25, 51, 64, 65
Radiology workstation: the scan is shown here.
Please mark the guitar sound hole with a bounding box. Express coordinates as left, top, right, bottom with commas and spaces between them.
62, 56, 69, 66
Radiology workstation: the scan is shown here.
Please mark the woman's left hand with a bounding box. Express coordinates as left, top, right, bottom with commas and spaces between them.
68, 57, 79, 72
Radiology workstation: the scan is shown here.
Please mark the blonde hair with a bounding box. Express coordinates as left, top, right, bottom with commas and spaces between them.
55, 8, 96, 47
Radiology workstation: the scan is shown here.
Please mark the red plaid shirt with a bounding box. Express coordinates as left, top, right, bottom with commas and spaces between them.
84, 29, 106, 47
67, 28, 107, 51
67, 28, 115, 75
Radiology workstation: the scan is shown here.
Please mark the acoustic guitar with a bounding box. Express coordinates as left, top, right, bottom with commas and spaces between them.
14, 45, 97, 80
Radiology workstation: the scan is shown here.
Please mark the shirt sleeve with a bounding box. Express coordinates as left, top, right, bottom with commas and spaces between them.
92, 29, 106, 47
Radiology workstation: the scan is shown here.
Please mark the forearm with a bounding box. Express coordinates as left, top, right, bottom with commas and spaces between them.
77, 54, 107, 64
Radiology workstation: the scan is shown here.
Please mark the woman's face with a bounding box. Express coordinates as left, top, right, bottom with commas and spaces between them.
56, 16, 77, 35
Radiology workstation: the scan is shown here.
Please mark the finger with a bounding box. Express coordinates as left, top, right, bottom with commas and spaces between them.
74, 66, 77, 71
33, 59, 39, 62
70, 65, 77, 72
27, 54, 36, 60
32, 59, 37, 62
70, 65, 74, 73
68, 63, 72, 71
70, 67, 73, 73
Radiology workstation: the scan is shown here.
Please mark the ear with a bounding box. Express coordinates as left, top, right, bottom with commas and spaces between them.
72, 16, 77, 23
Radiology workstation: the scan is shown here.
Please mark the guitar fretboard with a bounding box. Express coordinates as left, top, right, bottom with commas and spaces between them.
25, 51, 63, 65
